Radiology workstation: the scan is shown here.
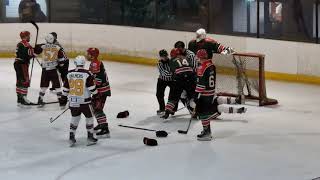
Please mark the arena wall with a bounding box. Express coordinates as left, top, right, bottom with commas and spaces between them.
1, 23, 320, 84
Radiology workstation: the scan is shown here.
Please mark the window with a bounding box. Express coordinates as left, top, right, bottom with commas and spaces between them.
6, 0, 47, 22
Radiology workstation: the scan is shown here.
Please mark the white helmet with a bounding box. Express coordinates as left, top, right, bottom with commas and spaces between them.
74, 55, 86, 67
45, 33, 55, 44
196, 28, 206, 42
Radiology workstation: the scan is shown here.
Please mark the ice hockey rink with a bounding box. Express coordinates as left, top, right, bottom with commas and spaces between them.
0, 58, 320, 180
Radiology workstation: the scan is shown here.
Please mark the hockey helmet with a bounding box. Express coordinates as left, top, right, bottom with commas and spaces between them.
196, 28, 206, 42
87, 47, 100, 59
50, 32, 57, 40
74, 55, 86, 67
196, 49, 208, 59
159, 49, 168, 57
45, 34, 55, 44
20, 31, 30, 39
170, 48, 182, 59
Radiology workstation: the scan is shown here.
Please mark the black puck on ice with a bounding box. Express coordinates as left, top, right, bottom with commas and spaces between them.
143, 137, 158, 146
156, 130, 168, 138
117, 111, 129, 118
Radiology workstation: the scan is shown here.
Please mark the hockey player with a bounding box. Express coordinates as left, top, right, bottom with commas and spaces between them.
161, 48, 197, 119
86, 48, 111, 138
156, 49, 173, 115
36, 33, 67, 107
49, 32, 69, 92
14, 31, 35, 106
174, 41, 197, 113
188, 28, 234, 59
60, 55, 98, 147
194, 49, 246, 141
174, 41, 197, 71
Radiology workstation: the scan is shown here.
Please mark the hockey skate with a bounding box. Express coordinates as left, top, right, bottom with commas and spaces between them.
235, 94, 245, 104
87, 132, 98, 146
161, 111, 170, 119
157, 109, 165, 115
237, 107, 247, 114
69, 132, 76, 147
20, 96, 35, 106
37, 96, 45, 107
95, 124, 110, 139
197, 126, 213, 141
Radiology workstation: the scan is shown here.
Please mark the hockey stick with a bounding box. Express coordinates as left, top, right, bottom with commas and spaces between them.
50, 108, 69, 123
29, 21, 39, 85
119, 124, 157, 132
177, 107, 196, 134
177, 117, 192, 134
118, 124, 169, 137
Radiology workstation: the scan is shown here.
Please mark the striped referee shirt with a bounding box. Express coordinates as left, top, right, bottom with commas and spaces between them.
157, 60, 173, 81
185, 49, 197, 72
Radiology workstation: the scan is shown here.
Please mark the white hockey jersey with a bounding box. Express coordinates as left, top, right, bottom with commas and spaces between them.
62, 68, 97, 107
41, 43, 62, 70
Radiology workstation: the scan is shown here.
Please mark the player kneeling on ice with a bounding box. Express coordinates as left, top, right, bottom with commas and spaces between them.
59, 56, 98, 147
194, 49, 246, 141
35, 33, 67, 107
86, 47, 111, 138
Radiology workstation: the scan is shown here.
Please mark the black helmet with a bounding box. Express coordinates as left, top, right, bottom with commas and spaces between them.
174, 41, 185, 49
159, 49, 168, 57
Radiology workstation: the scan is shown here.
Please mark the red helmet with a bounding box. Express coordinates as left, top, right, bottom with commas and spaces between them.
20, 31, 30, 39
170, 48, 181, 58
196, 49, 208, 59
87, 47, 100, 58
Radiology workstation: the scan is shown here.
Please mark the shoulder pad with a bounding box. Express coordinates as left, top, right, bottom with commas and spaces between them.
197, 60, 213, 76
89, 60, 102, 73
19, 40, 31, 48
205, 38, 217, 43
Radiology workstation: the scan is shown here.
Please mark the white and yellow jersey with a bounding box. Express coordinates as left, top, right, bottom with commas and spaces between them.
62, 68, 97, 107
41, 43, 61, 70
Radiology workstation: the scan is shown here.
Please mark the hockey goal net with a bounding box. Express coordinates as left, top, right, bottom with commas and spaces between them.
213, 52, 278, 106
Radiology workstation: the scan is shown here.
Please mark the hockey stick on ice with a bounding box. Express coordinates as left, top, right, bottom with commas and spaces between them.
177, 117, 192, 134
50, 107, 69, 123
177, 107, 196, 134
118, 124, 169, 137
29, 21, 39, 85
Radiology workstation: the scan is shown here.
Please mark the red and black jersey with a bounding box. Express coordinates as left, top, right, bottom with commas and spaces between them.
15, 40, 34, 64
89, 59, 111, 96
188, 38, 229, 59
195, 60, 216, 99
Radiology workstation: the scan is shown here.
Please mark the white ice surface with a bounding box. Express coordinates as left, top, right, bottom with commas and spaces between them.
0, 59, 320, 180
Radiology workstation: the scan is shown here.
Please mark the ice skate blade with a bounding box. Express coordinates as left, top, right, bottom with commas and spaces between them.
197, 136, 213, 141
87, 141, 97, 146
69, 142, 76, 147
69, 141, 76, 147
96, 133, 110, 139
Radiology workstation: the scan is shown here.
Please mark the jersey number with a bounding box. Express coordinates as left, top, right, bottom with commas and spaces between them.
177, 59, 189, 67
43, 48, 59, 61
209, 75, 215, 88
69, 79, 84, 96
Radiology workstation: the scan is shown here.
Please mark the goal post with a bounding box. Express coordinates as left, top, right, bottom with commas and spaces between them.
213, 52, 278, 106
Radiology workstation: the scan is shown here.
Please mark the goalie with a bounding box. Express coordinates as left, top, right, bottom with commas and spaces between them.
194, 49, 246, 141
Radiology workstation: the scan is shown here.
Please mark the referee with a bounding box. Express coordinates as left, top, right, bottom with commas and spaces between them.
156, 49, 173, 115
